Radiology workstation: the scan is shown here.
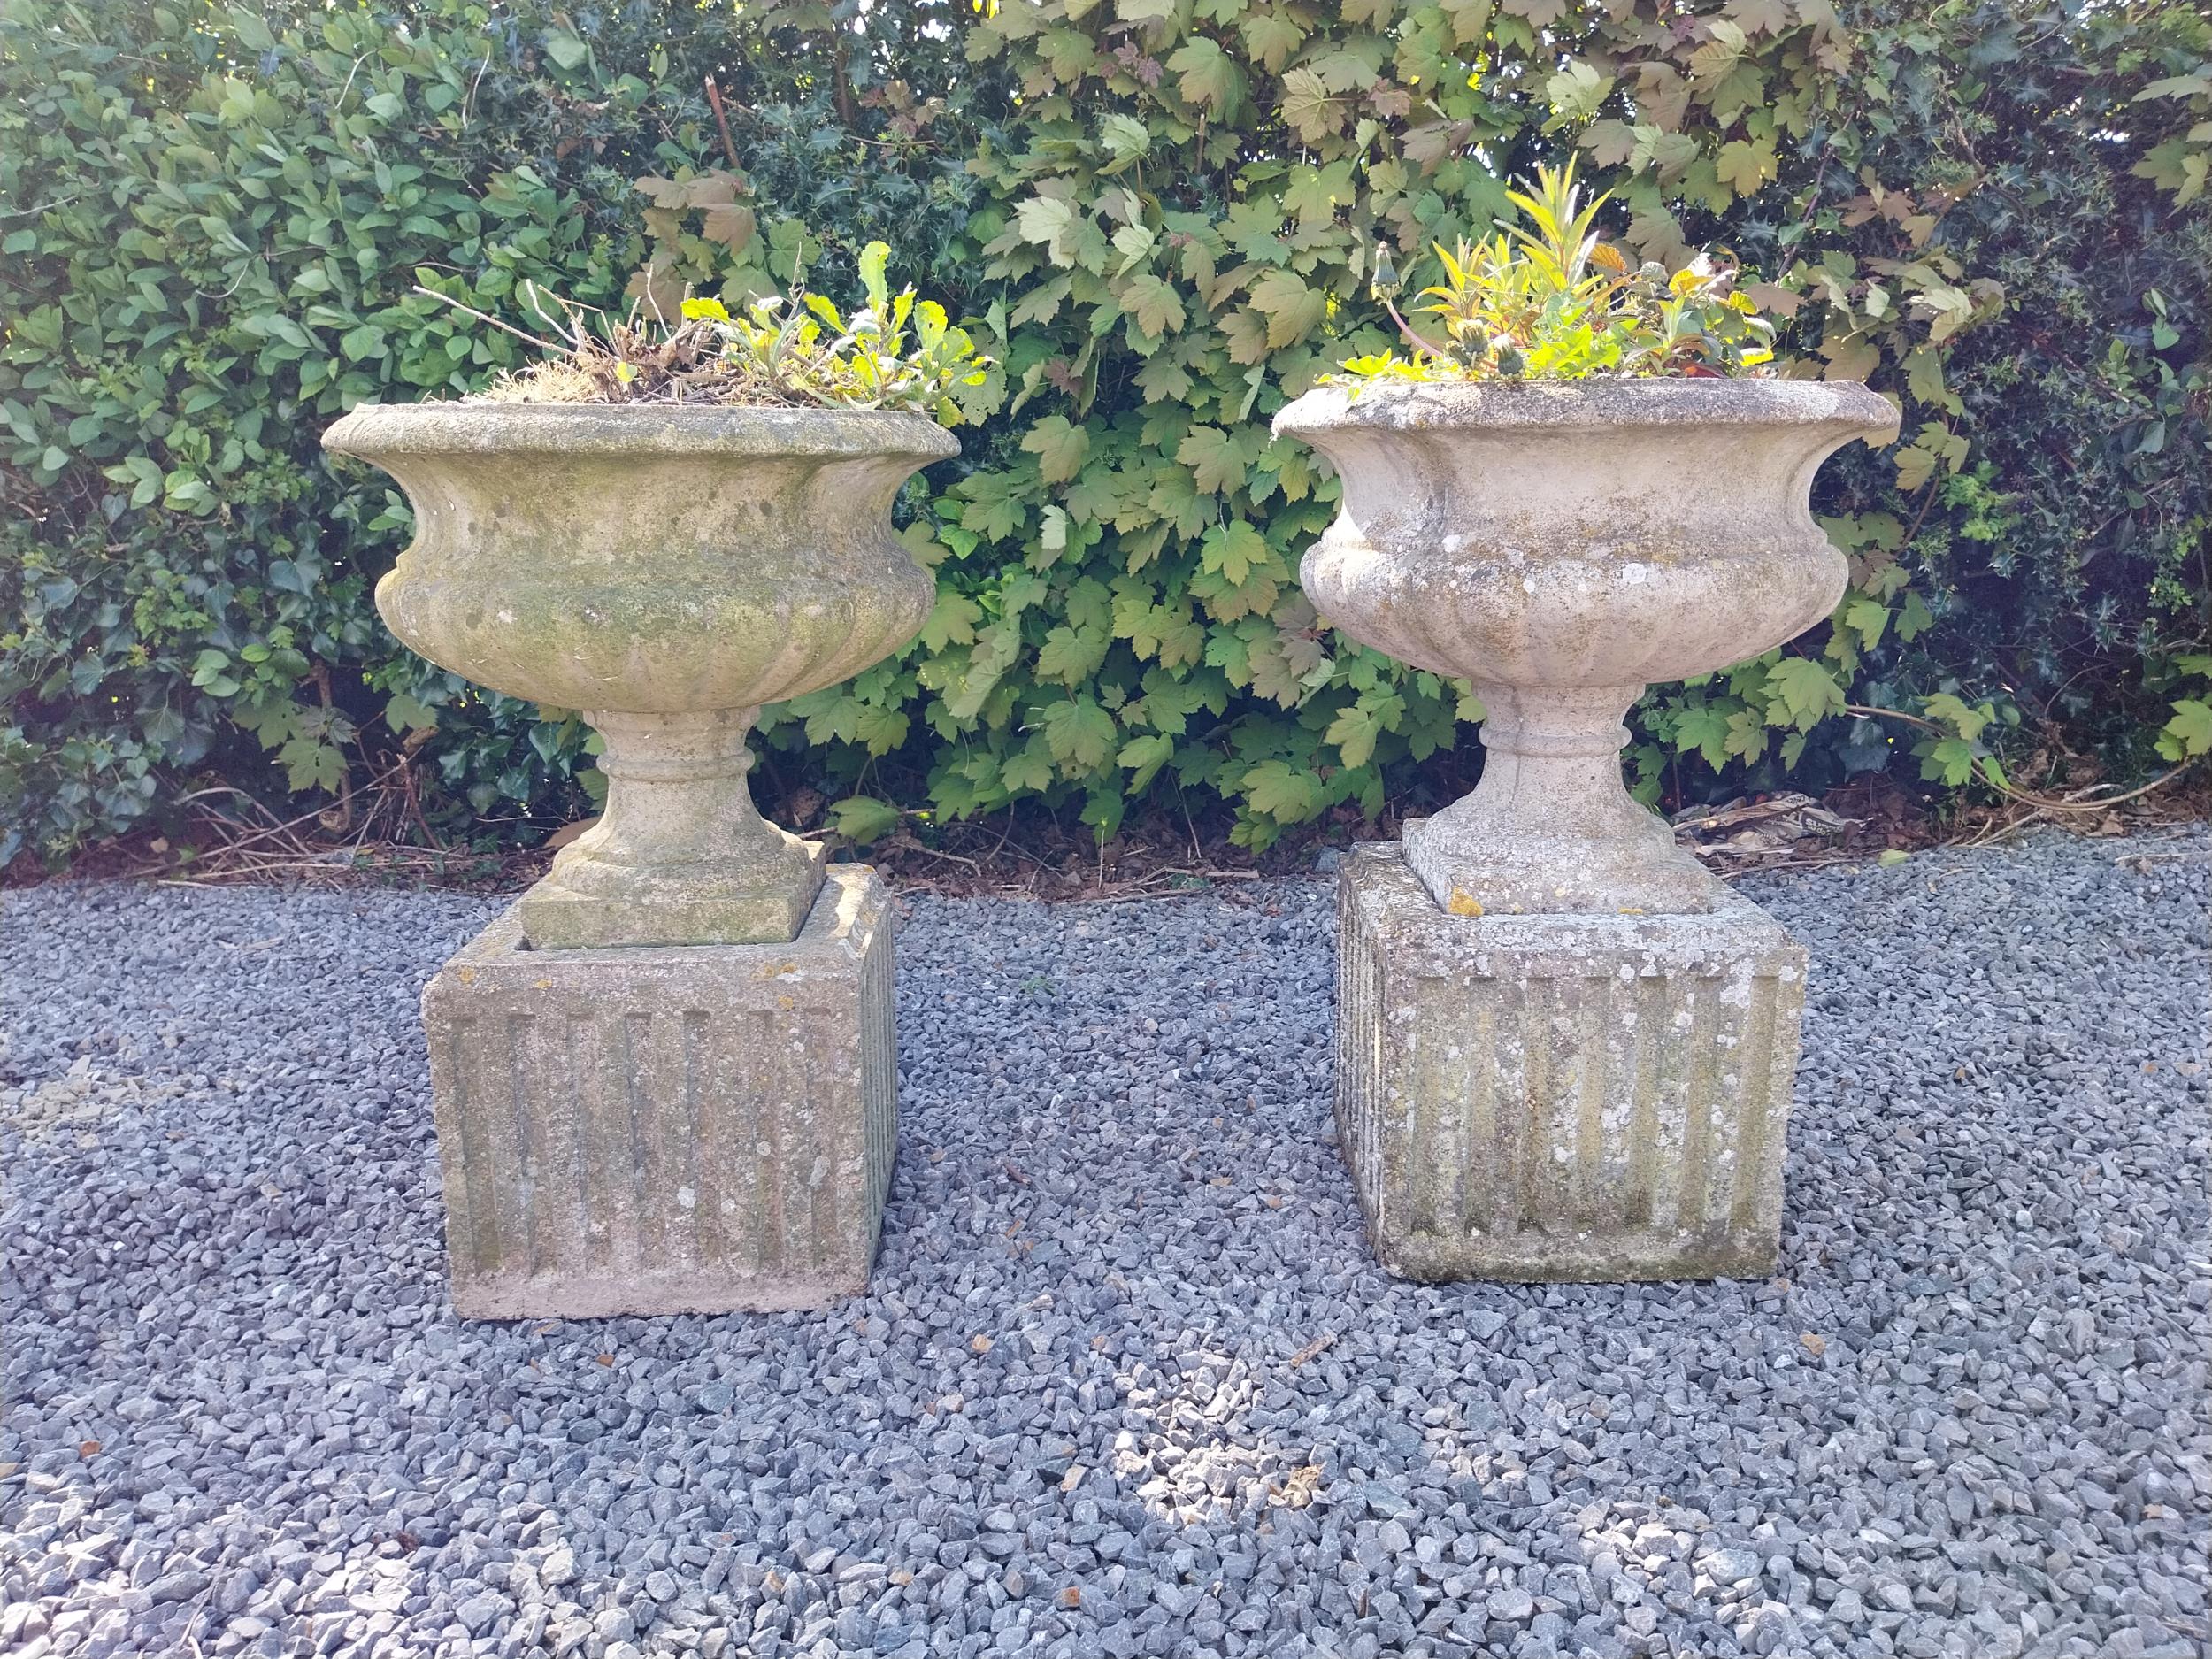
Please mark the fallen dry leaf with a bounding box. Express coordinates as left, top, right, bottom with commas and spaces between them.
1801, 1333, 1827, 1357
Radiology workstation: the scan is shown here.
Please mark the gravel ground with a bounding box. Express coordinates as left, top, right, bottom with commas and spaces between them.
2, 827, 2207, 1659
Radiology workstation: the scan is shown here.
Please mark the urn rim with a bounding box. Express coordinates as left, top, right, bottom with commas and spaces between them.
323, 398, 961, 464
1271, 376, 1899, 442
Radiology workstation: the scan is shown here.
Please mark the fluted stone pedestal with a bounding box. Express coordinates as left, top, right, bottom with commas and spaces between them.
421, 865, 897, 1318
1336, 842, 1806, 1281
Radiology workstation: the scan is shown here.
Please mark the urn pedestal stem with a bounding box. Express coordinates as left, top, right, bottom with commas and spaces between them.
1402, 681, 1725, 918
519, 707, 826, 951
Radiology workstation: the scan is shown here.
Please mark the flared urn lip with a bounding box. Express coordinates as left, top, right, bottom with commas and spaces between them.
1272, 375, 1901, 444
323, 398, 961, 465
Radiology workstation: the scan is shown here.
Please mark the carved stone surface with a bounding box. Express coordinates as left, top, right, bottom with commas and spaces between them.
1274, 380, 1898, 917
324, 403, 956, 948
420, 864, 897, 1317
1336, 841, 1806, 1281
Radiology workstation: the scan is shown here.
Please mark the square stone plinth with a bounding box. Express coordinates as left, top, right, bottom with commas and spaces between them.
421, 864, 897, 1318
1337, 842, 1808, 1281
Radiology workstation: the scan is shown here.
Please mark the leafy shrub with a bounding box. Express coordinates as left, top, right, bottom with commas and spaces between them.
4, 0, 2206, 871
1340, 161, 1775, 383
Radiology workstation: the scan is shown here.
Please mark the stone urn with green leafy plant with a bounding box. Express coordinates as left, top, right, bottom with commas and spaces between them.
326, 244, 990, 949
1276, 163, 1898, 916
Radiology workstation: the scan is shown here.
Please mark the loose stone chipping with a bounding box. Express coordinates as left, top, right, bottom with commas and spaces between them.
422, 865, 897, 1317
1, 832, 2207, 1659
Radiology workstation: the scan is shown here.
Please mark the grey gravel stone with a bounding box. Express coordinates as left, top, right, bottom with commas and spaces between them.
2, 828, 2207, 1659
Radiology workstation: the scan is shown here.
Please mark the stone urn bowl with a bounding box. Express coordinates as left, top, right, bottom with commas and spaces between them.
324, 403, 956, 949
1273, 380, 1898, 916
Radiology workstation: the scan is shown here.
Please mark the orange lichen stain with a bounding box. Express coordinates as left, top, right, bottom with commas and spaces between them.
1617, 908, 1647, 916
1447, 888, 1485, 917
532, 979, 553, 989
456, 967, 478, 986
775, 995, 795, 1010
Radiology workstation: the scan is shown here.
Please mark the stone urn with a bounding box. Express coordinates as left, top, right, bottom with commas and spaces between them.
325, 403, 956, 949
1273, 380, 1899, 916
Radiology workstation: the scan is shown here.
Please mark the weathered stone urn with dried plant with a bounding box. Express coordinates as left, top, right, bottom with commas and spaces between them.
1275, 165, 1899, 1283
325, 247, 991, 1316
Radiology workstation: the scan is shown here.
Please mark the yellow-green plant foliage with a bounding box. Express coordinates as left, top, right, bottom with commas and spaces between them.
4, 0, 2206, 867
477, 242, 995, 420
1337, 159, 1777, 382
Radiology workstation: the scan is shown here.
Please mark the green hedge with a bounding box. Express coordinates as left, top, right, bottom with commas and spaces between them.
4, 0, 2206, 871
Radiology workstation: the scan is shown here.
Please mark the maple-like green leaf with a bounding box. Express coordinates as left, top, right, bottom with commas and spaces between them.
1545, 61, 1612, 122
1241, 757, 1327, 823
1248, 268, 1327, 346
1201, 521, 1271, 585
828, 795, 902, 843
1022, 415, 1091, 484
1841, 596, 1890, 650
1325, 702, 1383, 767
1118, 732, 1177, 790
1714, 139, 1777, 195
1279, 67, 1340, 142
1041, 695, 1118, 770
1240, 12, 1306, 71
1672, 704, 1733, 770
1167, 36, 1242, 116
1036, 619, 1111, 684
1766, 657, 1844, 729
2157, 698, 2212, 761
1121, 273, 1187, 339
1177, 426, 1250, 495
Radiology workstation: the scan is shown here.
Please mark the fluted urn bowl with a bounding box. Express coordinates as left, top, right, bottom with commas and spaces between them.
1274, 380, 1898, 915
324, 402, 957, 948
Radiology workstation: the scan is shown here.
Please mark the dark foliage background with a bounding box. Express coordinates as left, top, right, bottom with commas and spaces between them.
3, 0, 2205, 870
